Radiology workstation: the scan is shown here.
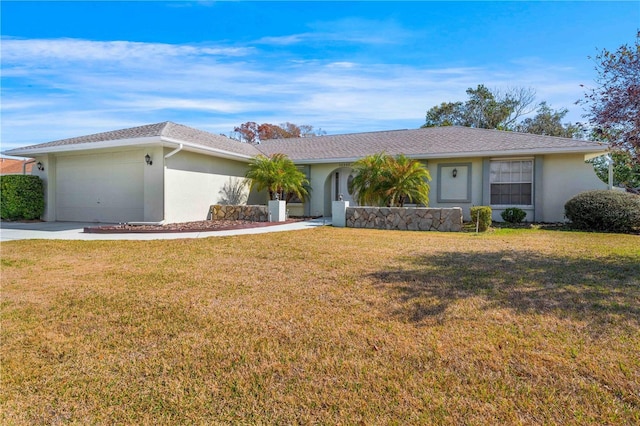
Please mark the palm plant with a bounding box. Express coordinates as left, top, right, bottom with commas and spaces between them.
348, 152, 391, 206
384, 154, 431, 207
245, 154, 310, 202
348, 153, 431, 207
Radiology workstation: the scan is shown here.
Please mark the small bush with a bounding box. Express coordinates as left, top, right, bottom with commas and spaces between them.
501, 207, 527, 223
564, 190, 640, 233
470, 206, 492, 232
0, 175, 45, 220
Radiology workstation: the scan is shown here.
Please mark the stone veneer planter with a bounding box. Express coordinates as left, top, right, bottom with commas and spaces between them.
210, 204, 269, 222
346, 207, 463, 232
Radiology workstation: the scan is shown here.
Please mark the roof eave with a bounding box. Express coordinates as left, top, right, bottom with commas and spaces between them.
290, 146, 609, 164
4, 136, 258, 161
159, 137, 256, 161
2, 136, 162, 156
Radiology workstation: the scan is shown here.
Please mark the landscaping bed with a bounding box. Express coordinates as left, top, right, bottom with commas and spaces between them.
84, 218, 305, 233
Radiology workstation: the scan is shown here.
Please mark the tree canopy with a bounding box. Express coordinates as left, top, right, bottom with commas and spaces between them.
580, 31, 640, 170
515, 102, 584, 138
233, 122, 325, 144
348, 153, 431, 207
422, 85, 536, 130
422, 85, 582, 138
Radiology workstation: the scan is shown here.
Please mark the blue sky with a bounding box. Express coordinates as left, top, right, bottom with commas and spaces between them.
1, 1, 638, 152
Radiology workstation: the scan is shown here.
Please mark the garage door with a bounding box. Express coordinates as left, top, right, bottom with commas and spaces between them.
56, 151, 144, 223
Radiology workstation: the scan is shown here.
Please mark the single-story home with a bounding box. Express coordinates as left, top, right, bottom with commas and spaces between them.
3, 121, 609, 223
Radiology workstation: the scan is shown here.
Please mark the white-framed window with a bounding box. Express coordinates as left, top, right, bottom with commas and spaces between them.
490, 159, 533, 206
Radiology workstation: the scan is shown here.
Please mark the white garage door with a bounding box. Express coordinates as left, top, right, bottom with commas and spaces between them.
56, 151, 145, 223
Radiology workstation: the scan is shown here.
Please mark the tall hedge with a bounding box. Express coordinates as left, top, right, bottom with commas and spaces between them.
564, 190, 640, 233
0, 175, 45, 220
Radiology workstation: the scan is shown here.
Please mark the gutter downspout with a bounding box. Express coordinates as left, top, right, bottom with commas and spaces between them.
164, 144, 183, 160
23, 159, 36, 175
127, 145, 184, 226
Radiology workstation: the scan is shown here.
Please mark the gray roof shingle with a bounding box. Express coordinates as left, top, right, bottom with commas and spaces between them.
5, 122, 607, 161
256, 126, 607, 161
6, 121, 262, 158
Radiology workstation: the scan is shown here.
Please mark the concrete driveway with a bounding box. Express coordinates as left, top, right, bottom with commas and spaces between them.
0, 218, 331, 242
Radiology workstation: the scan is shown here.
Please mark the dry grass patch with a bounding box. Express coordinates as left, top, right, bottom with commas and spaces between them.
1, 228, 639, 424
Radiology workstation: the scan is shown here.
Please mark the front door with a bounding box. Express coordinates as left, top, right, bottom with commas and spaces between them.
332, 167, 356, 205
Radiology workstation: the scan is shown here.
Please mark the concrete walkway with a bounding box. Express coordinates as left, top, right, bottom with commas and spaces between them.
0, 218, 332, 242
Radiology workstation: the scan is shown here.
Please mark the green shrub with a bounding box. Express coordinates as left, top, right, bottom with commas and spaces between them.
470, 206, 492, 232
0, 175, 45, 220
501, 207, 527, 223
564, 190, 640, 233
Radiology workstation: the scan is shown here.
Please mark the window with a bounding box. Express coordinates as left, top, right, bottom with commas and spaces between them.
490, 160, 533, 205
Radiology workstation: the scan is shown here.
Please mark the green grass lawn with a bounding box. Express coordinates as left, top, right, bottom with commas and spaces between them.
1, 227, 639, 424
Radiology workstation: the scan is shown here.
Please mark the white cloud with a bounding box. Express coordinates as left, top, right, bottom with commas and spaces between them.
1, 37, 252, 62
1, 36, 591, 152
256, 17, 414, 47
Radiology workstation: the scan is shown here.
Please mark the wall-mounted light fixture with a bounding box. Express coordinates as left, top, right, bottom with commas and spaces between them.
145, 154, 153, 166
452, 168, 458, 178
36, 161, 44, 171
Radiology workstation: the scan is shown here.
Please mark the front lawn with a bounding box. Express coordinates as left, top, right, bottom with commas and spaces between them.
1, 227, 638, 424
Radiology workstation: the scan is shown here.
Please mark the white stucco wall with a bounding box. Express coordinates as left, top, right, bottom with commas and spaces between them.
163, 150, 250, 223
142, 146, 165, 222
308, 163, 350, 217
429, 158, 483, 221
539, 153, 607, 222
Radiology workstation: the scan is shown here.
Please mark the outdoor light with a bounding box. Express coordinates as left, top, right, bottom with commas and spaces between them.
145, 154, 153, 166
36, 161, 44, 171
452, 168, 458, 178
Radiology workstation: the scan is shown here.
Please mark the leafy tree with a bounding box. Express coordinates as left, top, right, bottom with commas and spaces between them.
580, 31, 640, 189
424, 101, 465, 127
233, 122, 325, 143
591, 150, 640, 190
582, 32, 640, 160
516, 102, 584, 138
422, 85, 536, 130
348, 153, 431, 207
245, 153, 310, 202
234, 121, 260, 144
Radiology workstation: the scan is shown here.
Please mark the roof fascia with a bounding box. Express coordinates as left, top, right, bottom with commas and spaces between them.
159, 137, 256, 161
2, 136, 161, 156
290, 146, 609, 164
4, 136, 257, 162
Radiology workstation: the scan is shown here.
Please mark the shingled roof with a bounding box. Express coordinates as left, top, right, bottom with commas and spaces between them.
5, 122, 607, 161
257, 126, 608, 162
4, 122, 261, 158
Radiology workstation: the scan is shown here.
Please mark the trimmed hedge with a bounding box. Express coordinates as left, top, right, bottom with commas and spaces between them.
564, 190, 640, 233
470, 206, 492, 232
501, 207, 527, 223
0, 175, 45, 220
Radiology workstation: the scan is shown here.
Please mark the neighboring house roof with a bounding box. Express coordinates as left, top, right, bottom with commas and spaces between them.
258, 126, 608, 163
0, 157, 34, 175
3, 121, 262, 160
3, 122, 608, 162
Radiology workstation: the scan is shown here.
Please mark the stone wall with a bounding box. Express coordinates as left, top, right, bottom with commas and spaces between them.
210, 204, 268, 222
346, 207, 463, 232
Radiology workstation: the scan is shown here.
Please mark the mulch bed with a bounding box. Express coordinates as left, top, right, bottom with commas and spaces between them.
84, 219, 305, 234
